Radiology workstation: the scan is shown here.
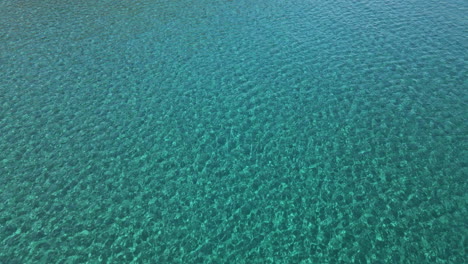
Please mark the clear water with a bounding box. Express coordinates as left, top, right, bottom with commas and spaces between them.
0, 0, 466, 263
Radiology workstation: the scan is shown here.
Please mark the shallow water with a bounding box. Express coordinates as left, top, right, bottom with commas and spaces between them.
1, 0, 466, 263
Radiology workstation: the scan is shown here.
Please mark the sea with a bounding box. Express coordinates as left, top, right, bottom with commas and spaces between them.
0, 0, 466, 263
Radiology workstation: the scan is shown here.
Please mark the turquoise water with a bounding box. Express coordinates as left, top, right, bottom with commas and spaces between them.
1, 0, 467, 263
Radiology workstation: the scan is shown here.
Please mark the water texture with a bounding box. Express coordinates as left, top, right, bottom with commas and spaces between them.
0, 0, 466, 263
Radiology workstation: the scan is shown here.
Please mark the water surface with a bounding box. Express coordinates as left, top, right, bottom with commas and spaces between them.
0, 0, 466, 263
